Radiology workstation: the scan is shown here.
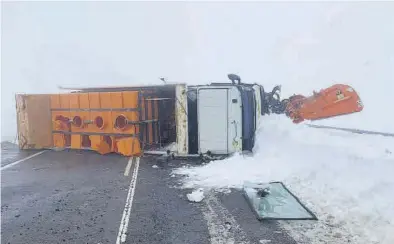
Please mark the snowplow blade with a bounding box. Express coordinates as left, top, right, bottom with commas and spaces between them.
285, 84, 364, 123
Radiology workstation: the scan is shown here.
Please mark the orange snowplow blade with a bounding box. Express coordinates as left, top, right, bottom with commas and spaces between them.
285, 84, 364, 123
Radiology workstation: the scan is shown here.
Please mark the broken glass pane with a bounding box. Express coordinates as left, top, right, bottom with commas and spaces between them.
243, 181, 317, 220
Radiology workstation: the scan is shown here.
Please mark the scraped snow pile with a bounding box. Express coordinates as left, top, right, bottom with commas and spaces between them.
173, 115, 394, 244
186, 188, 205, 203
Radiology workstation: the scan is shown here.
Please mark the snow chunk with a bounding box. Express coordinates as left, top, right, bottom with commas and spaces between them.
152, 165, 159, 168
165, 142, 177, 151
186, 188, 205, 202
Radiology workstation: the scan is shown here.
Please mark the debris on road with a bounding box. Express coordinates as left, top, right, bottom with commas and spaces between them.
224, 221, 232, 231
243, 181, 317, 221
152, 165, 159, 168
187, 188, 204, 203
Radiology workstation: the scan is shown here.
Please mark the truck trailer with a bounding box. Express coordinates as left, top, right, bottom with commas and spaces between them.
15, 74, 363, 159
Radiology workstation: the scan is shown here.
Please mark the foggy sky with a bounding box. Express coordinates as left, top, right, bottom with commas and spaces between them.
1, 1, 394, 142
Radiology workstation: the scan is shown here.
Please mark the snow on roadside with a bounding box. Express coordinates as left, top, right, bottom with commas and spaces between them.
173, 115, 394, 244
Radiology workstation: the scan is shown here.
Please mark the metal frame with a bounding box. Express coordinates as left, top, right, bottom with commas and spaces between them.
135, 89, 166, 151
51, 86, 176, 153
51, 108, 140, 112
52, 130, 140, 137
138, 89, 145, 150
144, 92, 149, 147
151, 97, 156, 144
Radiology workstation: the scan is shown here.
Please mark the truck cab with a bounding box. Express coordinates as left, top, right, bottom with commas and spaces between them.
187, 75, 258, 155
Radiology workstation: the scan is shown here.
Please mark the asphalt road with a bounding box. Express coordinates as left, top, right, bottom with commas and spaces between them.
1, 142, 40, 168
1, 143, 298, 244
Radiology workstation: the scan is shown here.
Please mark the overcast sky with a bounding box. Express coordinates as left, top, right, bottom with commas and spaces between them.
1, 1, 394, 141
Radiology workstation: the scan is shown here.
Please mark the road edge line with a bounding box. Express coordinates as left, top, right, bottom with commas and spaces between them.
116, 156, 140, 244
124, 157, 134, 176
1, 150, 47, 171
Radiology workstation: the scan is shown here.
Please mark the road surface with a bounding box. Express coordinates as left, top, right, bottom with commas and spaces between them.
1, 142, 298, 244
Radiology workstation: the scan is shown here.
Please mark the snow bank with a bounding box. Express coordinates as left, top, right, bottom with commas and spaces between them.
173, 115, 394, 244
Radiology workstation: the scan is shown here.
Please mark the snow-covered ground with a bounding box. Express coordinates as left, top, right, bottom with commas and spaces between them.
173, 115, 394, 244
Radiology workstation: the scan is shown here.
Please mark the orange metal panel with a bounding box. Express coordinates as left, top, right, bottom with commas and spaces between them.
111, 91, 139, 135
87, 92, 113, 133
50, 94, 61, 109
52, 133, 70, 148
100, 92, 112, 108
53, 133, 66, 148
116, 137, 141, 156
96, 141, 111, 155
110, 136, 117, 152
89, 92, 100, 109
80, 111, 91, 132
87, 93, 100, 133
89, 111, 100, 133
110, 92, 123, 108
112, 112, 137, 134
70, 111, 90, 132
90, 111, 113, 133
101, 111, 113, 133
79, 93, 90, 109
51, 111, 71, 131
123, 91, 138, 108
74, 93, 91, 132
70, 135, 82, 149
90, 135, 112, 154
69, 93, 79, 109
60, 94, 70, 109
90, 135, 102, 151
123, 91, 139, 124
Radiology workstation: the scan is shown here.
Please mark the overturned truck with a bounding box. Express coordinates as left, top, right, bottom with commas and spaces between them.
16, 74, 363, 158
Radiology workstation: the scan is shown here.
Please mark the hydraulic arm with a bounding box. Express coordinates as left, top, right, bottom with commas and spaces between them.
261, 83, 363, 123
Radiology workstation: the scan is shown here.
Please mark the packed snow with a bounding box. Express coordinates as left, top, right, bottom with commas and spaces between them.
186, 188, 205, 203
173, 115, 394, 244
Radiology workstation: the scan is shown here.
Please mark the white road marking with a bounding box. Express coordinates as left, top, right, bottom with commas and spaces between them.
202, 199, 235, 244
116, 156, 140, 244
201, 193, 250, 244
0, 150, 47, 171
124, 157, 134, 176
